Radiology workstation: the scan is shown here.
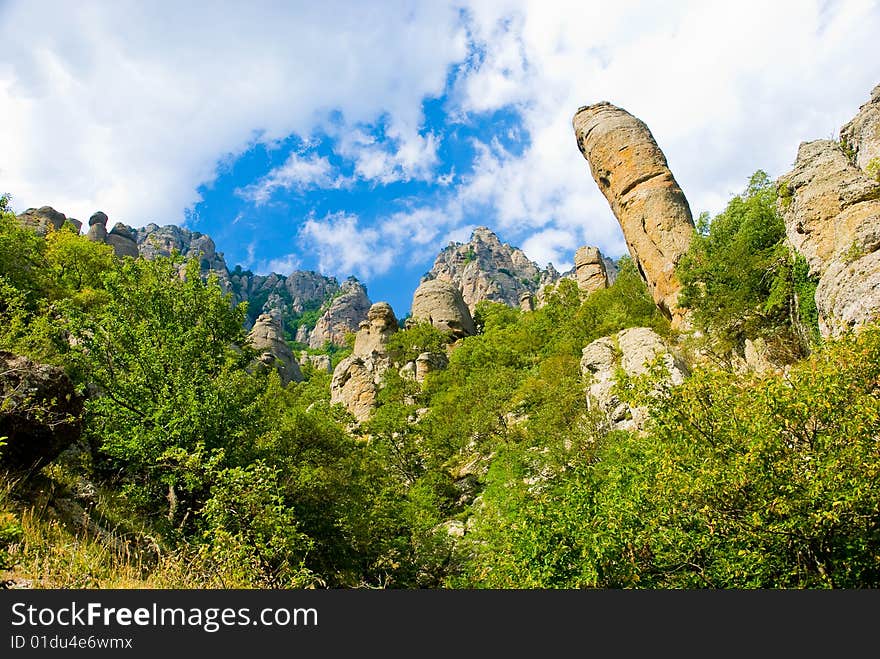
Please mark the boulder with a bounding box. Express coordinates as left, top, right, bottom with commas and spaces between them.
0, 351, 83, 472
16, 206, 68, 235
415, 351, 448, 383
580, 327, 687, 432
86, 212, 109, 243
573, 102, 695, 326
247, 313, 302, 385
409, 279, 476, 339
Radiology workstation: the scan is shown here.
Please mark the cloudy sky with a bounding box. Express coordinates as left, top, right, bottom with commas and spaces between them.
2, 1, 878, 315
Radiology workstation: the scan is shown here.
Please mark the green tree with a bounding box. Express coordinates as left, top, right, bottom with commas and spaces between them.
677, 170, 818, 354
70, 256, 262, 524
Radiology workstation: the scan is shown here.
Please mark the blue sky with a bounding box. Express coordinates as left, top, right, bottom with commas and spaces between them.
190, 89, 530, 314
2, 1, 879, 318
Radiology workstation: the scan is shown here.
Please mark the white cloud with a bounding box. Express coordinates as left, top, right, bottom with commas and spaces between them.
0, 1, 467, 225
237, 151, 343, 205
299, 212, 395, 280
442, 0, 880, 263
333, 127, 440, 185
1, 0, 878, 280
521, 228, 576, 271
260, 253, 302, 276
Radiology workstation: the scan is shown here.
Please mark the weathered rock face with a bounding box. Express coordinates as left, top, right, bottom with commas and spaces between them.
83, 212, 138, 258
410, 279, 476, 338
778, 97, 880, 337
308, 279, 372, 349
247, 313, 302, 385
840, 83, 880, 173
573, 246, 610, 293
16, 206, 79, 235
536, 247, 618, 308
0, 351, 83, 471
299, 353, 332, 373
580, 327, 687, 432
426, 227, 559, 313
573, 102, 695, 325
106, 222, 139, 258
330, 302, 398, 422
229, 269, 339, 331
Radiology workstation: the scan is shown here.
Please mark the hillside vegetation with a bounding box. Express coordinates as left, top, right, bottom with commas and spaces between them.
1, 175, 879, 589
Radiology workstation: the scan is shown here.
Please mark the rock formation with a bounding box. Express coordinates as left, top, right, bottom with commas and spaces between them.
16, 206, 80, 235
330, 302, 398, 422
777, 84, 880, 337
840, 83, 880, 172
229, 268, 339, 331
425, 226, 559, 312
535, 246, 616, 307
0, 351, 83, 471
573, 102, 695, 325
85, 212, 138, 258
580, 327, 687, 432
308, 279, 372, 349
299, 353, 332, 373
573, 246, 610, 294
106, 222, 139, 258
409, 279, 476, 339
247, 313, 302, 385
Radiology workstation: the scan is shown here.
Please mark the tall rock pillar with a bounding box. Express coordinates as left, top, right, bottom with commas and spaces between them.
573, 102, 695, 326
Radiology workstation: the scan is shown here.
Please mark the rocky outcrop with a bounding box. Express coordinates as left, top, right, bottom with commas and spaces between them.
308, 279, 372, 349
330, 302, 398, 422
535, 247, 617, 308
0, 351, 83, 471
85, 211, 108, 242
299, 353, 332, 373
425, 227, 559, 312
415, 351, 448, 383
573, 102, 695, 326
409, 279, 476, 339
840, 83, 880, 173
580, 327, 687, 432
84, 212, 138, 258
778, 85, 880, 337
247, 313, 302, 385
16, 206, 80, 235
107, 222, 139, 258
573, 246, 610, 294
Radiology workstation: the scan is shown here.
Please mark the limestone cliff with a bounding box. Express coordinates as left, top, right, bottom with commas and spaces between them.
778, 84, 880, 337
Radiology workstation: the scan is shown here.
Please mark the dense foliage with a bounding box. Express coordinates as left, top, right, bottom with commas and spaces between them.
677, 171, 819, 356
1, 178, 878, 589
